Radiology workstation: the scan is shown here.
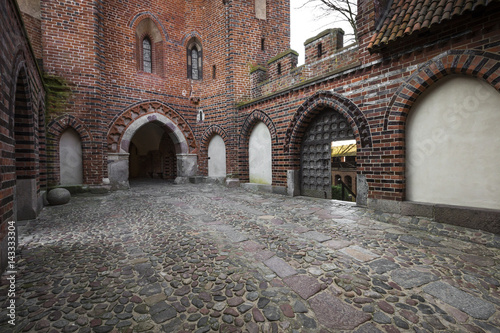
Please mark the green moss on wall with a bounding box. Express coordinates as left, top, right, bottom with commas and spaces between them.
44, 74, 72, 119
267, 49, 299, 65
249, 177, 270, 185
249, 64, 267, 74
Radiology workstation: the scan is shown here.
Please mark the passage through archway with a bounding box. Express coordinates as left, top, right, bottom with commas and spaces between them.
107, 105, 198, 189
128, 122, 177, 180
300, 108, 355, 199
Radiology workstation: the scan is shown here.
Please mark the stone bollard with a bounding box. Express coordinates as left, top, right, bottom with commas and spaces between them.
47, 188, 71, 205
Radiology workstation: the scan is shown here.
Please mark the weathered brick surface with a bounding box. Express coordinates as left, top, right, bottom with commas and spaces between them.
30, 0, 290, 182
0, 0, 45, 271
238, 1, 500, 203
21, 12, 42, 61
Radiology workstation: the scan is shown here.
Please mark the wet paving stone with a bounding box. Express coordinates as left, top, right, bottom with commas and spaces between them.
423, 281, 496, 320
391, 268, 439, 289
283, 275, 322, 300
1, 181, 499, 332
263, 256, 297, 278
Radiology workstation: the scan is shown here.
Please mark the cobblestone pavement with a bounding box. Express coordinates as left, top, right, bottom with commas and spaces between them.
1, 180, 500, 333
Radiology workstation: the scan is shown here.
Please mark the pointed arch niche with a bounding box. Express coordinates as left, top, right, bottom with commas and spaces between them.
208, 135, 227, 178
249, 121, 272, 185
59, 128, 83, 185
406, 75, 500, 210
13, 65, 38, 221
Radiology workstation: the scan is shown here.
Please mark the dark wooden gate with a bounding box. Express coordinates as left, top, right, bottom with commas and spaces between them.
300, 109, 354, 198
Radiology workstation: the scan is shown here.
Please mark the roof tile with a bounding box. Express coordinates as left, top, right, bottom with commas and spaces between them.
368, 0, 497, 51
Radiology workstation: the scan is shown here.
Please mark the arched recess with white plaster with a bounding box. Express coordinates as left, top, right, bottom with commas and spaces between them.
406, 75, 500, 210
59, 128, 83, 185
249, 121, 272, 185
208, 135, 226, 178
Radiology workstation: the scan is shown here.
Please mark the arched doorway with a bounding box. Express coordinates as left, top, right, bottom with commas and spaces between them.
300, 108, 355, 199
208, 135, 226, 178
13, 67, 38, 220
406, 75, 500, 210
59, 128, 83, 184
249, 121, 272, 184
128, 122, 177, 180
107, 109, 197, 189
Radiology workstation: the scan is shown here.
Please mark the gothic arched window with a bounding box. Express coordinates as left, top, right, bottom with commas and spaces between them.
143, 37, 152, 73
191, 48, 199, 79
135, 17, 164, 76
187, 39, 202, 80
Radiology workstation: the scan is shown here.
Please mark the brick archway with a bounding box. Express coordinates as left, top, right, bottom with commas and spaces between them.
240, 110, 277, 145
47, 114, 93, 185
381, 50, 500, 202
107, 101, 197, 188
201, 125, 229, 149
11, 59, 38, 220
285, 91, 371, 157
238, 110, 277, 183
200, 125, 230, 178
107, 101, 197, 154
128, 12, 169, 41
384, 50, 500, 132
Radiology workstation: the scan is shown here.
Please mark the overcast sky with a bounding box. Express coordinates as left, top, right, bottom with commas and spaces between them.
290, 0, 353, 65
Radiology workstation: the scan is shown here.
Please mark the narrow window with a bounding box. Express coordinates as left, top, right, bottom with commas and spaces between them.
197, 110, 204, 122
143, 37, 152, 73
136, 18, 164, 76
191, 48, 199, 80
187, 40, 202, 80
317, 43, 323, 58
261, 38, 265, 51
277, 62, 282, 75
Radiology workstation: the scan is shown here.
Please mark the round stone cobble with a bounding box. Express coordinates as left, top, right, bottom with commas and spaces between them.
1, 181, 499, 332
46, 188, 71, 205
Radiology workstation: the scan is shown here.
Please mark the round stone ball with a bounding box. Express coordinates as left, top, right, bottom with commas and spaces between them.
47, 188, 71, 205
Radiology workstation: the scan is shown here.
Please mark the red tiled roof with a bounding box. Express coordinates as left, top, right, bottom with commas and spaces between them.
368, 0, 497, 51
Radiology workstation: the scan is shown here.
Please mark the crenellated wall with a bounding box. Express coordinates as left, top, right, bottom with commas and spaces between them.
248, 29, 360, 100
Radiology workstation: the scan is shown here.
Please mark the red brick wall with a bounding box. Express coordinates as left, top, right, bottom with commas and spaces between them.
34, 0, 500, 206
21, 12, 42, 61
41, 0, 107, 186
0, 0, 45, 271
252, 30, 360, 98
196, 0, 290, 176
239, 2, 500, 203
39, 0, 290, 183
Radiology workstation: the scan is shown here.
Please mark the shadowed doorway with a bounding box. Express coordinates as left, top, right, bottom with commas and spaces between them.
129, 122, 177, 180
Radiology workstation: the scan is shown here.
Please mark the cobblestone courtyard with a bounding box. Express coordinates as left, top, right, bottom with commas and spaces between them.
1, 181, 500, 332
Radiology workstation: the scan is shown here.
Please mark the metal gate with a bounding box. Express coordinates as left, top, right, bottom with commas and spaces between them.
300, 109, 354, 198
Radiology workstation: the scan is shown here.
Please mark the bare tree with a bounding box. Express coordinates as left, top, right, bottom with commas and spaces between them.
304, 0, 358, 43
